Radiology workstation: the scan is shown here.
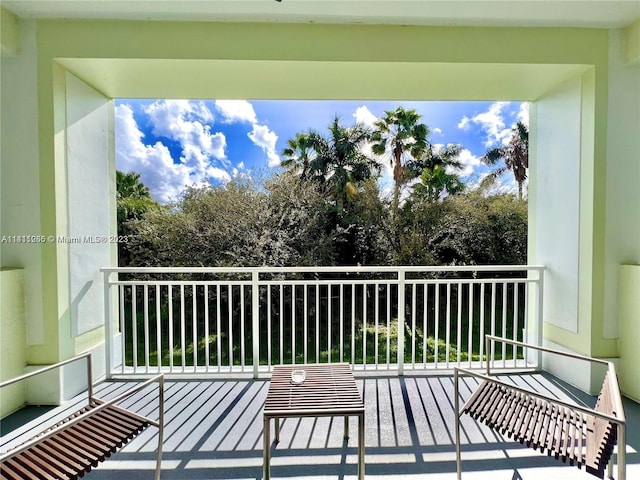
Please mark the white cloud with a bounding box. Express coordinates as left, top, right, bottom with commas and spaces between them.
454, 148, 482, 177
143, 100, 226, 160
115, 104, 197, 203
459, 101, 530, 149
457, 116, 471, 130
517, 102, 530, 127
433, 127, 443, 135
215, 100, 258, 124
214, 100, 282, 168
207, 167, 232, 183
353, 105, 378, 129
248, 124, 280, 167
457, 102, 512, 147
428, 144, 480, 177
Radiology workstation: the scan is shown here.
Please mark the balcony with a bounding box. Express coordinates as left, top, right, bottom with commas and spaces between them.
2, 265, 638, 479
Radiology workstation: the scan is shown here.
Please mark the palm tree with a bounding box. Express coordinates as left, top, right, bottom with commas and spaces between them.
115, 170, 157, 266
280, 132, 320, 182
371, 107, 429, 215
407, 143, 463, 176
407, 143, 464, 202
412, 165, 465, 203
311, 116, 379, 215
116, 170, 151, 200
481, 121, 529, 200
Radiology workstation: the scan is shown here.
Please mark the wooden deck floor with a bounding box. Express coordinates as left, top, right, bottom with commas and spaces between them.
3, 373, 639, 480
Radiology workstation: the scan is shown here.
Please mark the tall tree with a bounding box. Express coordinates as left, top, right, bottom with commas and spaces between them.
407, 143, 463, 175
481, 121, 529, 200
282, 117, 377, 216
407, 143, 464, 202
413, 165, 465, 203
371, 107, 429, 215
117, 170, 150, 200
313, 116, 378, 215
115, 170, 158, 266
280, 132, 321, 182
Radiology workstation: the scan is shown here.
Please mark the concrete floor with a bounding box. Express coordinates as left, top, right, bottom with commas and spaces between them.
2, 372, 638, 480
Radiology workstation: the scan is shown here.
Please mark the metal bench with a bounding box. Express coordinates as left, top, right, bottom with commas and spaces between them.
454, 335, 626, 480
0, 353, 164, 480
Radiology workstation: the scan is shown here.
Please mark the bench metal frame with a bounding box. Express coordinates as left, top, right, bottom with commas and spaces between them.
0, 353, 164, 479
454, 335, 626, 480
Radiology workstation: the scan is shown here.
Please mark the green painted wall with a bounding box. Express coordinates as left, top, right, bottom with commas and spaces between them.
0, 268, 27, 417
623, 18, 640, 64
618, 265, 640, 402
1, 19, 47, 361
603, 28, 640, 355
2, 18, 624, 370
0, 6, 19, 56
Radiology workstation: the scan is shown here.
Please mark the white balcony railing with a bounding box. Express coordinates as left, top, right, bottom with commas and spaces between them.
101, 266, 544, 377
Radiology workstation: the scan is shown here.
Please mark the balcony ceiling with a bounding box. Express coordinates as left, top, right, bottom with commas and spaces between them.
3, 0, 640, 28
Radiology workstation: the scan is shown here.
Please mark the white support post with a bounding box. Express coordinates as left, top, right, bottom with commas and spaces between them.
454, 367, 462, 480
103, 270, 113, 379
252, 270, 260, 378
619, 422, 626, 480
536, 270, 544, 369
397, 270, 406, 375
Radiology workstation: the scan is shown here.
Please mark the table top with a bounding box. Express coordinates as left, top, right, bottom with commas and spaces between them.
263, 363, 364, 417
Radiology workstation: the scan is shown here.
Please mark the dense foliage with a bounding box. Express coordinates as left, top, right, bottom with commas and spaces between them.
119, 177, 527, 267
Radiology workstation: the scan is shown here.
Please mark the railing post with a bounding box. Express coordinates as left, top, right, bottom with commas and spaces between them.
252, 270, 260, 378
103, 270, 113, 379
536, 269, 544, 369
397, 270, 405, 375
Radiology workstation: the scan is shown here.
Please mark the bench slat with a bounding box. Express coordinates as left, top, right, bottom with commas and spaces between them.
558, 406, 570, 460
31, 444, 76, 478
93, 408, 147, 436
54, 431, 100, 467
503, 390, 525, 434
63, 426, 111, 460
19, 449, 63, 479
529, 399, 546, 448
477, 383, 504, 422
2, 457, 38, 480
513, 394, 533, 442
539, 402, 557, 453
82, 416, 134, 445
14, 455, 56, 480
37, 440, 85, 473
65, 423, 115, 455
494, 390, 513, 430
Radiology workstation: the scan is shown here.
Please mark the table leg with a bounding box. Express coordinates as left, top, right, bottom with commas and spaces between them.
263, 416, 271, 480
358, 413, 365, 480
275, 417, 280, 444
344, 415, 349, 439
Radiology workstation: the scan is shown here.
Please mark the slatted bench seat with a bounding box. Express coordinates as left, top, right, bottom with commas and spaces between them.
454, 335, 626, 480
0, 353, 164, 480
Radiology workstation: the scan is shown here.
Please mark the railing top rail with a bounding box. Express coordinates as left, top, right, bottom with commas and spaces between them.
101, 265, 545, 274
0, 352, 91, 389
485, 335, 610, 366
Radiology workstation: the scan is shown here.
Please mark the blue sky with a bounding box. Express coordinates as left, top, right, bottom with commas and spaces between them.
115, 99, 529, 203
